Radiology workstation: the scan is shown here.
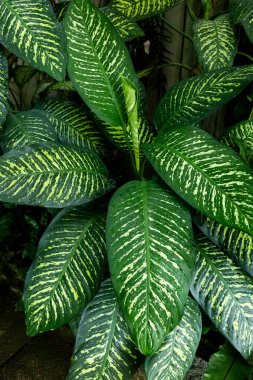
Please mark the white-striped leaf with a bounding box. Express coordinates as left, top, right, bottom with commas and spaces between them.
13, 65, 37, 89
0, 144, 113, 207
106, 180, 195, 355
191, 234, 253, 363
154, 66, 253, 130
193, 15, 238, 73
143, 125, 253, 236
68, 279, 142, 380
0, 50, 9, 125
0, 0, 66, 81
109, 0, 183, 20
64, 0, 139, 127
1, 110, 56, 152
144, 297, 202, 380
35, 99, 107, 155
23, 206, 106, 336
229, 0, 253, 44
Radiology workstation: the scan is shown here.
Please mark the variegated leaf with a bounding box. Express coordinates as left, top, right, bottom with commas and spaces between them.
0, 0, 66, 81
145, 297, 202, 380
154, 65, 253, 130
0, 144, 113, 207
191, 234, 253, 363
107, 180, 195, 355
193, 15, 238, 72
229, 0, 253, 44
143, 125, 253, 236
0, 50, 9, 125
35, 99, 107, 155
13, 65, 37, 89
68, 279, 142, 380
1, 110, 56, 152
23, 206, 106, 336
64, 0, 139, 126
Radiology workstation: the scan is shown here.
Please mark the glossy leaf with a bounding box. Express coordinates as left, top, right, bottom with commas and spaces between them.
0, 144, 114, 207
229, 0, 253, 44
68, 279, 142, 380
107, 180, 195, 355
0, 50, 9, 125
143, 125, 253, 236
0, 0, 66, 81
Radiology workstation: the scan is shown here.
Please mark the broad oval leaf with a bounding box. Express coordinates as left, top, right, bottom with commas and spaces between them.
143, 125, 253, 236
191, 234, 253, 363
229, 0, 253, 44
0, 0, 66, 81
154, 65, 253, 130
0, 50, 9, 125
64, 0, 139, 126
0, 144, 114, 207
35, 99, 107, 155
107, 180, 195, 355
145, 297, 202, 380
68, 279, 142, 380
193, 15, 238, 72
1, 110, 56, 152
23, 206, 106, 336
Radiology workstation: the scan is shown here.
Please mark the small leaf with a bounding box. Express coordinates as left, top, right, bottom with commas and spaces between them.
0, 50, 9, 125
23, 206, 106, 336
229, 0, 253, 44
13, 65, 37, 89
145, 297, 202, 380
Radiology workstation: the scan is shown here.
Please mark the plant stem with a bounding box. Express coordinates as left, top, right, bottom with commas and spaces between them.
249, 108, 253, 120
160, 16, 193, 42
138, 62, 192, 78
185, 0, 197, 21
237, 51, 253, 63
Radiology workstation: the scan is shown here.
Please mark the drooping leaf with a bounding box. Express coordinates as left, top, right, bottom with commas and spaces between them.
204, 341, 253, 380
109, 0, 183, 20
0, 0, 67, 81
68, 279, 142, 380
154, 65, 253, 130
107, 180, 195, 355
0, 144, 114, 207
23, 206, 106, 336
229, 0, 253, 44
35, 99, 107, 155
13, 65, 37, 89
191, 234, 253, 363
64, 0, 139, 126
193, 15, 238, 73
1, 110, 56, 152
145, 297, 202, 380
0, 50, 9, 125
143, 125, 253, 236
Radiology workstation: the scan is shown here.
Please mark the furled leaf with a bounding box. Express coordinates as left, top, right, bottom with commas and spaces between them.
0, 144, 113, 207
229, 0, 253, 44
145, 297, 202, 380
154, 65, 253, 130
204, 341, 253, 380
68, 279, 142, 380
191, 234, 253, 363
13, 65, 37, 89
193, 15, 238, 72
0, 0, 66, 81
200, 0, 212, 20
23, 206, 106, 336
64, 0, 139, 126
0, 50, 9, 125
109, 0, 183, 20
143, 125, 253, 236
194, 214, 253, 277
1, 110, 56, 152
107, 180, 195, 355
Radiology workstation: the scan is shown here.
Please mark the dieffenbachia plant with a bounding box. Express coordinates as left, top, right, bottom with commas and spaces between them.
0, 0, 253, 378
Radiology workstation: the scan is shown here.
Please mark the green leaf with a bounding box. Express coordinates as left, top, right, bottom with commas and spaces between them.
13, 65, 37, 89
23, 206, 106, 336
193, 15, 238, 73
143, 125, 253, 236
145, 297, 202, 380
194, 214, 253, 277
204, 341, 253, 380
64, 0, 139, 126
0, 144, 113, 207
34, 99, 107, 155
0, 50, 9, 125
109, 0, 183, 21
229, 0, 253, 44
154, 65, 253, 130
68, 279, 142, 380
0, 0, 66, 81
106, 180, 195, 355
191, 234, 253, 363
1, 110, 57, 152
